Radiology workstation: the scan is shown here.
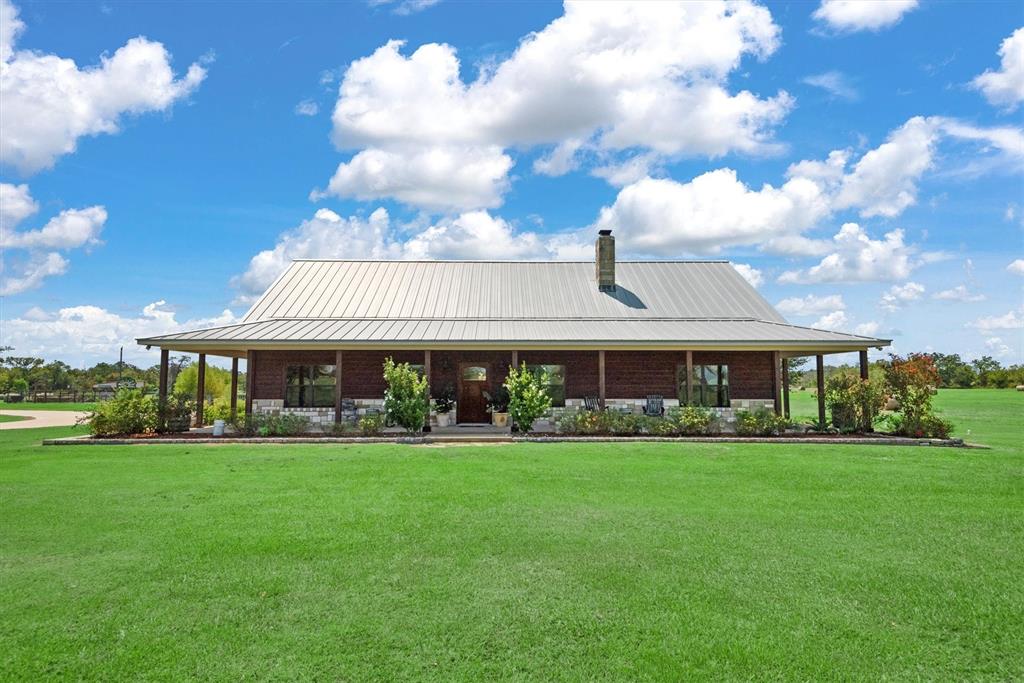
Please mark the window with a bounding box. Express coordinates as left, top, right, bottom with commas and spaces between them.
527, 364, 566, 407
285, 365, 336, 407
461, 366, 487, 381
678, 364, 730, 407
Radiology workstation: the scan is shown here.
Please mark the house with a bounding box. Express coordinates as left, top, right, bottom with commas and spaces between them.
138, 230, 889, 429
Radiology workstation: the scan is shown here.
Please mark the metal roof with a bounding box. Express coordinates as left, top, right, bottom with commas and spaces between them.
241, 260, 788, 323
138, 259, 890, 352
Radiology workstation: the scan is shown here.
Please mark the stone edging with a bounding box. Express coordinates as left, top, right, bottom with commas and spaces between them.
42, 434, 980, 448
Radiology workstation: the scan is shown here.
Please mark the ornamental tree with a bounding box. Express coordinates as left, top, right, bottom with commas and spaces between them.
383, 357, 429, 434
503, 363, 552, 434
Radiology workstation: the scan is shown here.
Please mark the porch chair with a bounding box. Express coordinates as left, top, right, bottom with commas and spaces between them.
583, 395, 600, 412
340, 399, 358, 423
644, 395, 664, 417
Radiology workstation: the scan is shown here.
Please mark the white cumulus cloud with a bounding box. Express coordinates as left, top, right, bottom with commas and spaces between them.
812, 310, 849, 331
812, 0, 918, 33
879, 281, 925, 312
933, 285, 985, 303
970, 309, 1024, 332
775, 293, 845, 316
971, 27, 1024, 111
1, 300, 239, 366
777, 223, 931, 284
294, 99, 319, 116
732, 263, 763, 288
1008, 259, 1024, 275
592, 169, 829, 255
320, 1, 790, 210
0, 0, 207, 174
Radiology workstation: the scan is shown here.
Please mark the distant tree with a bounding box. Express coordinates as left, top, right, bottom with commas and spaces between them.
929, 353, 977, 388
971, 356, 1002, 387
785, 357, 808, 388
172, 364, 231, 401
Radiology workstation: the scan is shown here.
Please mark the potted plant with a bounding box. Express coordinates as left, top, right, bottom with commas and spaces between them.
433, 383, 455, 427
487, 385, 511, 428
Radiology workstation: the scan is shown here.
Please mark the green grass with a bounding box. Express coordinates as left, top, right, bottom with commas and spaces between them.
1, 391, 1021, 680
0, 401, 95, 411
0, 414, 30, 423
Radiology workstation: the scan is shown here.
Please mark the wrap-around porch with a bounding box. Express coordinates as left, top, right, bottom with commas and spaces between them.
154, 347, 873, 429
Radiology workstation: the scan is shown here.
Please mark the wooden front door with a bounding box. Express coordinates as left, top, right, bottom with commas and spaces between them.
457, 363, 490, 423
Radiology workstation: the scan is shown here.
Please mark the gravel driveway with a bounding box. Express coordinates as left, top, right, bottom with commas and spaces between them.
0, 410, 89, 430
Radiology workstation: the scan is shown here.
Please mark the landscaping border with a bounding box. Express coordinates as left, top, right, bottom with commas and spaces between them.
41, 434, 979, 447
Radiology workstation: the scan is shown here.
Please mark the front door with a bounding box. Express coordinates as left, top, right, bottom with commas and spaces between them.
457, 363, 490, 423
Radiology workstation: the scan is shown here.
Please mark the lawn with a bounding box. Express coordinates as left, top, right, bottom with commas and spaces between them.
0, 414, 30, 423
1, 391, 1021, 680
0, 401, 96, 411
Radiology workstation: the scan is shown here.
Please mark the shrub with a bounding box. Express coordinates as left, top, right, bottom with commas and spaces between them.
328, 420, 351, 437
171, 364, 232, 402
82, 388, 158, 436
885, 412, 955, 439
358, 413, 385, 436
504, 363, 552, 433
234, 413, 310, 437
382, 358, 429, 434
882, 353, 952, 438
157, 392, 193, 434
735, 408, 788, 437
823, 373, 885, 433
674, 405, 717, 435
205, 397, 243, 425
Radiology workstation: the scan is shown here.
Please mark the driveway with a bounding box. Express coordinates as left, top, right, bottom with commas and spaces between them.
0, 410, 89, 430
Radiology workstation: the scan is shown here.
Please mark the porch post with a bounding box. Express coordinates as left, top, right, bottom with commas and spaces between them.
424, 350, 432, 395
685, 350, 693, 406
511, 350, 518, 370
816, 354, 826, 429
230, 357, 238, 416
335, 349, 343, 423
772, 351, 782, 415
598, 350, 606, 408
195, 353, 206, 427
859, 350, 869, 380
244, 350, 255, 417
782, 359, 790, 419
158, 348, 169, 411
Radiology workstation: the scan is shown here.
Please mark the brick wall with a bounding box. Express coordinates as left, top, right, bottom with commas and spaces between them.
252, 348, 775, 401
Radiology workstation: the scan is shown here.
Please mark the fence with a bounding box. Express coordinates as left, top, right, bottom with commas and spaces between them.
19, 391, 103, 403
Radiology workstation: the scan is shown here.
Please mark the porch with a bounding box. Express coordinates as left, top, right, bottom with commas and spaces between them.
153, 346, 873, 429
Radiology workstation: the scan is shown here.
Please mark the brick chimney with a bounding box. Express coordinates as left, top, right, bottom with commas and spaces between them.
595, 229, 615, 291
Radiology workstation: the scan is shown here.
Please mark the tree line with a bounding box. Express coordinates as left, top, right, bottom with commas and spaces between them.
0, 348, 243, 401
787, 353, 1024, 390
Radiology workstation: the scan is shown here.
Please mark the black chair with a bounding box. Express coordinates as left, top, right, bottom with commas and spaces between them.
644, 395, 664, 417
583, 395, 600, 411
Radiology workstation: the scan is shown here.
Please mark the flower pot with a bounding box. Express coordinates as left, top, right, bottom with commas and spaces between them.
436, 412, 451, 428
492, 412, 509, 428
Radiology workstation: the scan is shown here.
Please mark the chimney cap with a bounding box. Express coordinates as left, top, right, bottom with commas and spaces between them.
598, 229, 613, 236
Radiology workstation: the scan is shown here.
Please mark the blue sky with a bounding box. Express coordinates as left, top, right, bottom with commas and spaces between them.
1, 0, 1022, 367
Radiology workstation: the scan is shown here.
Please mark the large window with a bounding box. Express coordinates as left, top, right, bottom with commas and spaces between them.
677, 364, 730, 407
527, 364, 566, 407
285, 364, 336, 407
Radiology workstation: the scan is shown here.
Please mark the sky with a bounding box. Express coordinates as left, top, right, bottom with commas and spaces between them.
1, 0, 1022, 369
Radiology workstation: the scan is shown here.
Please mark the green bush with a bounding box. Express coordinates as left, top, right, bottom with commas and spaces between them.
885, 412, 955, 439
157, 392, 193, 434
358, 413, 385, 436
205, 397, 243, 425
234, 413, 310, 437
504, 363, 552, 434
672, 406, 717, 435
735, 408, 789, 436
82, 389, 158, 436
824, 373, 885, 433
172, 364, 232, 402
328, 420, 351, 437
382, 358, 429, 434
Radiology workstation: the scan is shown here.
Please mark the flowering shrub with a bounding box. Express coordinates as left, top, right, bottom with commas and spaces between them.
735, 408, 789, 436
235, 413, 310, 437
382, 358, 429, 434
555, 406, 716, 436
358, 413, 385, 436
504, 363, 552, 433
82, 389, 158, 436
823, 374, 885, 433
882, 354, 953, 438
